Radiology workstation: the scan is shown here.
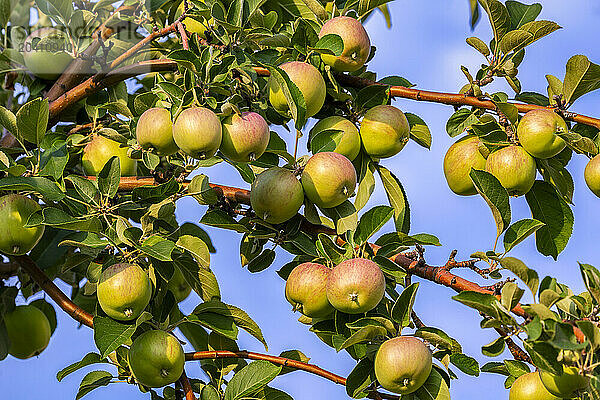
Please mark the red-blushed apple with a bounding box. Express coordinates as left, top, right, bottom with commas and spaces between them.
172, 107, 222, 159
220, 111, 270, 163
517, 109, 567, 159
485, 145, 536, 196
359, 105, 410, 159
97, 263, 152, 321
285, 262, 334, 318
319, 16, 371, 72
443, 135, 487, 196
250, 167, 304, 224
268, 61, 326, 118
310, 116, 361, 161
136, 108, 178, 156
326, 258, 385, 314
301, 151, 357, 209
128, 330, 184, 388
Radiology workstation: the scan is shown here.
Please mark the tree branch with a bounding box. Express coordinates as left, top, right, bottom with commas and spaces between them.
179, 370, 196, 400
494, 327, 533, 364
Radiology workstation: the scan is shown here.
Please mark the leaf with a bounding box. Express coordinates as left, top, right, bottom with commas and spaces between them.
0, 106, 17, 136
57, 353, 107, 382
505, 0, 541, 29
500, 281, 524, 311
0, 176, 65, 201
247, 249, 276, 273
580, 263, 600, 304
466, 37, 490, 57
223, 360, 281, 400
357, 0, 393, 17
93, 313, 151, 358
470, 169, 511, 235
449, 353, 480, 376
201, 210, 249, 233
525, 181, 574, 259
345, 357, 375, 398
313, 34, 343, 56
482, 336, 505, 357
320, 201, 358, 235
36, 0, 74, 22
354, 85, 389, 112
176, 235, 210, 268
415, 327, 462, 353
267, 65, 307, 130
452, 291, 501, 319
188, 174, 219, 205
446, 108, 479, 137
26, 207, 102, 232
316, 233, 346, 264
75, 370, 112, 400
354, 206, 394, 245
278, 349, 310, 375
139, 236, 175, 261
563, 55, 600, 105
478, 0, 511, 47
406, 113, 432, 149
376, 165, 410, 233
503, 219, 545, 252
335, 325, 387, 352
402, 368, 451, 400
391, 283, 419, 329
16, 97, 49, 144
498, 29, 533, 55
97, 157, 120, 198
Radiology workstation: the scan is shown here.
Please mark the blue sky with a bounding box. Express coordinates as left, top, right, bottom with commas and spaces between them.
2, 1, 600, 399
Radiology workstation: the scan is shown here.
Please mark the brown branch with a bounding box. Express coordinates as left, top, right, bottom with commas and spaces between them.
177, 22, 190, 50
0, 261, 19, 278
179, 370, 196, 400
494, 327, 533, 364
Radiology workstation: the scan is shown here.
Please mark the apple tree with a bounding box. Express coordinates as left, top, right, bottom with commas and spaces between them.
1, 0, 600, 399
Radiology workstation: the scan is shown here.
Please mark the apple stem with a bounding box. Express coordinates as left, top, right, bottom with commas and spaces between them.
124, 308, 133, 317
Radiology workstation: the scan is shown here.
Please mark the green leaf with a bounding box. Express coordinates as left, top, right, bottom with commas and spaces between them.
446, 108, 479, 137
188, 174, 219, 205
449, 353, 480, 376
505, 0, 541, 29
176, 235, 210, 268
321, 201, 358, 235
0, 319, 9, 361
353, 154, 375, 211
224, 360, 281, 400
452, 291, 501, 318
478, 0, 511, 48
313, 34, 343, 56
316, 233, 346, 265
335, 325, 387, 352
376, 165, 410, 233
57, 353, 107, 382
354, 205, 394, 245
406, 113, 431, 149
201, 210, 250, 233
267, 65, 307, 130
503, 360, 530, 377
0, 106, 17, 136
354, 85, 389, 112
26, 207, 102, 232
16, 97, 49, 144
500, 281, 524, 311
579, 263, 600, 304
75, 370, 112, 400
525, 181, 574, 259
278, 349, 310, 375
523, 341, 561, 374
140, 236, 175, 261
247, 249, 276, 273
97, 157, 120, 198
391, 283, 419, 329
563, 55, 600, 105
482, 336, 505, 357
576, 321, 600, 349
93, 313, 151, 358
415, 327, 462, 353
466, 37, 490, 57
30, 298, 57, 334
402, 368, 451, 400
345, 357, 375, 398
503, 219, 545, 252
172, 255, 220, 302
36, 0, 74, 22
470, 169, 511, 235
357, 0, 393, 17
0, 176, 65, 201
498, 29, 533, 55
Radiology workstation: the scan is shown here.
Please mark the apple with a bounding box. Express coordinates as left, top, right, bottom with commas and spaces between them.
128, 330, 184, 388
167, 267, 192, 303
0, 194, 44, 255
301, 152, 357, 208
3, 305, 51, 359
517, 109, 567, 159
584, 154, 600, 198
82, 133, 137, 176
268, 61, 326, 118
510, 372, 560, 400
136, 108, 178, 156
22, 27, 73, 80
485, 145, 536, 196
318, 16, 371, 72
172, 107, 222, 159
310, 116, 361, 161
359, 105, 410, 159
175, 0, 212, 38
97, 263, 152, 321
539, 365, 590, 398
220, 111, 270, 163
326, 258, 385, 314
443, 135, 487, 196
285, 262, 334, 318
374, 336, 432, 394
250, 167, 304, 224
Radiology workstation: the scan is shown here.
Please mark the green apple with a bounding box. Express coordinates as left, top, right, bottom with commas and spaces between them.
167, 267, 192, 303
0, 194, 44, 255
172, 107, 222, 159
97, 263, 152, 321
82, 133, 137, 176
4, 305, 51, 359
285, 262, 334, 318
268, 61, 326, 118
220, 111, 270, 163
319, 16, 371, 72
301, 151, 356, 208
517, 109, 567, 159
250, 167, 304, 224
310, 116, 361, 161
485, 145, 536, 196
374, 336, 432, 394
175, 1, 212, 38
539, 365, 590, 398
359, 105, 410, 159
443, 135, 487, 196
584, 154, 600, 198
22, 27, 73, 80
128, 330, 184, 388
136, 108, 178, 156
510, 372, 560, 400
326, 258, 385, 314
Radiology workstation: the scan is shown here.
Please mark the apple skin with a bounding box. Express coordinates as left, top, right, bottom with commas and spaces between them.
128, 330, 184, 388
584, 154, 600, 198
0, 194, 45, 255
250, 167, 304, 224
374, 336, 432, 395
301, 152, 357, 209
220, 112, 270, 163
4, 305, 51, 359
539, 366, 590, 398
23, 28, 73, 80
97, 263, 152, 321
326, 258, 385, 314
517, 109, 567, 159
167, 267, 192, 303
285, 262, 334, 318
172, 107, 222, 159
310, 116, 361, 161
443, 135, 487, 196
359, 105, 410, 159
136, 108, 178, 156
175, 1, 212, 38
510, 372, 560, 400
319, 16, 371, 72
269, 61, 326, 118
82, 133, 137, 176
485, 145, 536, 196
